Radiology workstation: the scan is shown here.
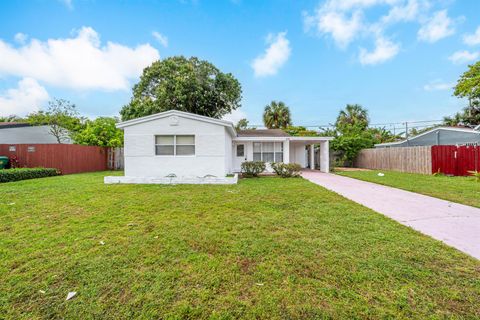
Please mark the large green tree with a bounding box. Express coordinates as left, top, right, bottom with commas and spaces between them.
26, 99, 85, 143
120, 56, 242, 121
235, 118, 250, 131
0, 115, 24, 122
284, 125, 319, 137
262, 101, 292, 129
444, 61, 480, 126
73, 117, 124, 147
329, 105, 398, 165
335, 104, 369, 132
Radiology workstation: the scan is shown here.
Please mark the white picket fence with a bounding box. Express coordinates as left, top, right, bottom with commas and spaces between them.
107, 147, 124, 170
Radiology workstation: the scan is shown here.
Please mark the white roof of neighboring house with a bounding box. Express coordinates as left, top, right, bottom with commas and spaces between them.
376, 126, 480, 147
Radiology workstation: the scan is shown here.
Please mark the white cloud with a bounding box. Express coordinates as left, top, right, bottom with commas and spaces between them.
463, 26, 480, 46
310, 10, 363, 48
423, 80, 453, 91
251, 32, 291, 77
303, 0, 438, 65
59, 0, 73, 10
448, 50, 479, 64
0, 78, 49, 117
222, 108, 247, 124
417, 10, 455, 43
152, 31, 168, 47
14, 32, 28, 44
359, 36, 400, 65
322, 0, 401, 12
0, 27, 160, 91
380, 0, 421, 25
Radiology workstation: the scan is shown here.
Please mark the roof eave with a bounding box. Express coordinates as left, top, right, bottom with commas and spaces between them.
116, 110, 236, 133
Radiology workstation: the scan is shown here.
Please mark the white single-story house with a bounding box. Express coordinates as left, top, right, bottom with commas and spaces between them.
105, 110, 332, 184
375, 126, 480, 148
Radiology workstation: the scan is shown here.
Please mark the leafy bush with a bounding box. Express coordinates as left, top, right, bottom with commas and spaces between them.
241, 161, 266, 177
271, 163, 302, 178
468, 170, 480, 182
270, 162, 283, 175
9, 155, 19, 169
0, 168, 60, 183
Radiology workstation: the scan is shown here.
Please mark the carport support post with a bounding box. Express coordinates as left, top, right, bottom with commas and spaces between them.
320, 141, 329, 173
310, 144, 315, 169
283, 139, 290, 164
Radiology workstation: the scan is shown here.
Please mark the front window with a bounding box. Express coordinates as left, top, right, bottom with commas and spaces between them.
236, 144, 245, 157
155, 135, 195, 156
252, 142, 283, 162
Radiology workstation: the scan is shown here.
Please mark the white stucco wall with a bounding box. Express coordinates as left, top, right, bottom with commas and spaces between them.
224, 127, 233, 174
290, 143, 307, 168
123, 115, 232, 178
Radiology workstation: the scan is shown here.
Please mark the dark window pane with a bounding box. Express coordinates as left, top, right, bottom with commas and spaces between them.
236, 145, 244, 157
275, 152, 283, 162
176, 145, 195, 155
156, 145, 174, 155
253, 153, 262, 161
263, 152, 274, 162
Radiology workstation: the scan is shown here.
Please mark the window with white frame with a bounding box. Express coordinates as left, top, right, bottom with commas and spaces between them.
155, 135, 195, 156
253, 142, 283, 162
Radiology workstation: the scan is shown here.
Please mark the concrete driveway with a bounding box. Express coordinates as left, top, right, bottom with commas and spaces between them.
301, 170, 480, 260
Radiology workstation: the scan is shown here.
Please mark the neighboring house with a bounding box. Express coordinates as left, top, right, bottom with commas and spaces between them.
106, 110, 332, 184
0, 123, 72, 144
376, 126, 480, 148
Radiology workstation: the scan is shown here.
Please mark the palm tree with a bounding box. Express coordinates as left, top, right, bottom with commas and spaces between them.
263, 101, 292, 129
335, 104, 369, 130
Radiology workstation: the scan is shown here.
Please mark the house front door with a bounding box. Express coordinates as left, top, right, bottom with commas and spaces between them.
234, 144, 246, 172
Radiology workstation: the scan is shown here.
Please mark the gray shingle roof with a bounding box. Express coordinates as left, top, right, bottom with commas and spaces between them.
0, 122, 31, 129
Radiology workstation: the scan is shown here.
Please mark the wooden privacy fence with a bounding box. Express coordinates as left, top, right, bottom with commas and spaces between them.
355, 145, 480, 175
355, 146, 432, 174
432, 145, 480, 176
0, 144, 109, 174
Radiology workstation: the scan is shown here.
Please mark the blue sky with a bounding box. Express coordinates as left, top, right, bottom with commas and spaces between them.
0, 0, 479, 129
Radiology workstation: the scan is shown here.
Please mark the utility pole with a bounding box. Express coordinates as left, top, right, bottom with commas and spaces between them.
405, 122, 409, 146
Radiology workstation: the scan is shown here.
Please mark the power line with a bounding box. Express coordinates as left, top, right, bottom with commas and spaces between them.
248, 119, 444, 129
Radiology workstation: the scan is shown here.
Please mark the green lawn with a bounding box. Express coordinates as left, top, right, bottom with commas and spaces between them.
337, 169, 480, 208
1, 172, 479, 319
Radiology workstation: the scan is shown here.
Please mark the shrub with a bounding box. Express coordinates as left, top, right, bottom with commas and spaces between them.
271, 162, 283, 175
0, 168, 60, 183
271, 163, 302, 178
468, 170, 480, 182
9, 155, 19, 169
241, 161, 266, 177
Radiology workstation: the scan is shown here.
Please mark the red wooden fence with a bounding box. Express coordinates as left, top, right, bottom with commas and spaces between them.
0, 144, 108, 174
432, 145, 480, 176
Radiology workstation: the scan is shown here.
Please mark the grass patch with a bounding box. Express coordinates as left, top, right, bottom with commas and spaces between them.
337, 169, 480, 208
1, 172, 479, 319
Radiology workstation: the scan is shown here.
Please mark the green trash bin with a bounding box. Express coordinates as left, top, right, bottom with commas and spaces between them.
0, 156, 9, 169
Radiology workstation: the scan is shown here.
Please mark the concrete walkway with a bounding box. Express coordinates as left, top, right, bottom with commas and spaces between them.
301, 171, 480, 260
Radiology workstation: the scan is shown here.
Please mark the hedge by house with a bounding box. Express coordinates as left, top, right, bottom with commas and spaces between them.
271, 162, 302, 178
0, 168, 60, 183
241, 161, 266, 177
